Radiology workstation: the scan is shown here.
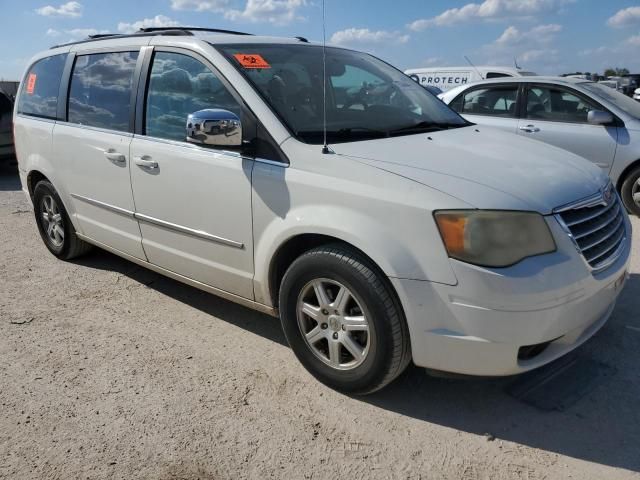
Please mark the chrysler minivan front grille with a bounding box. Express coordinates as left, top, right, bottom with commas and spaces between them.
556, 185, 626, 272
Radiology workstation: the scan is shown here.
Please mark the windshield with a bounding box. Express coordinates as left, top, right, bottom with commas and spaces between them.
217, 44, 467, 144
581, 82, 640, 119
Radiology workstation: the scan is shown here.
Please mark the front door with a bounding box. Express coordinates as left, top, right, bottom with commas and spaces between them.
518, 84, 618, 171
53, 50, 146, 259
129, 49, 255, 299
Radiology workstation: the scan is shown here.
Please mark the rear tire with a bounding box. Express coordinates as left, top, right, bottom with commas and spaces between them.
33, 180, 92, 260
279, 244, 411, 395
620, 166, 640, 216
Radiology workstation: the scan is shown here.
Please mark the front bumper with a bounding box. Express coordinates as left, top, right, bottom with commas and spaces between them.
392, 213, 632, 376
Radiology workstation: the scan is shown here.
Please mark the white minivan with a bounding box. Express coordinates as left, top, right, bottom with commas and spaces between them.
14, 28, 631, 394
405, 66, 536, 92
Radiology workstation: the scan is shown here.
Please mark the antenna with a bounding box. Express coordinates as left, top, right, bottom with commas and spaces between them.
514, 56, 521, 70
464, 55, 483, 80
321, 0, 330, 154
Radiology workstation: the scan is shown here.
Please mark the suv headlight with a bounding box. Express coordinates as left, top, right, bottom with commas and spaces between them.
434, 210, 556, 268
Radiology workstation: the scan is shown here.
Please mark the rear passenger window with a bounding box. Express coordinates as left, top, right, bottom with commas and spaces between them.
145, 52, 241, 142
455, 86, 519, 117
17, 54, 66, 119
68, 51, 139, 132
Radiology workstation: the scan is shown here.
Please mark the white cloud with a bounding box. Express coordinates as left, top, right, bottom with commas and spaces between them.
46, 28, 61, 37
171, 0, 307, 25
607, 6, 640, 28
494, 23, 561, 46
224, 0, 307, 25
330, 28, 409, 46
408, 0, 574, 30
117, 15, 179, 34
170, 0, 229, 11
35, 1, 82, 17
627, 34, 640, 46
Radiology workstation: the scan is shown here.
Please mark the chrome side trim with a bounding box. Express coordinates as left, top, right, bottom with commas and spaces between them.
75, 232, 278, 317
70, 193, 135, 217
71, 193, 244, 249
255, 157, 289, 168
133, 134, 251, 161
15, 114, 57, 124
134, 212, 244, 249
56, 120, 134, 138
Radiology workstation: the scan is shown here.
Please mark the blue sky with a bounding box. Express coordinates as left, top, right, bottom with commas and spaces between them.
1, 0, 639, 80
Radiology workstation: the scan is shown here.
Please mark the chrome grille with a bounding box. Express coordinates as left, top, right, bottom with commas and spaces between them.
557, 186, 627, 272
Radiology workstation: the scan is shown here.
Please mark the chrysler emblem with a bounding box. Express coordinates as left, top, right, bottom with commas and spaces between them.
602, 185, 614, 205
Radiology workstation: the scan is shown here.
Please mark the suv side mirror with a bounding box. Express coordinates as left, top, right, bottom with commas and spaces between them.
186, 109, 242, 147
587, 110, 614, 126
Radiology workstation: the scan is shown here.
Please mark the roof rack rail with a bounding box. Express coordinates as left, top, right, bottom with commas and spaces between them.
138, 27, 253, 36
50, 26, 253, 49
87, 33, 120, 39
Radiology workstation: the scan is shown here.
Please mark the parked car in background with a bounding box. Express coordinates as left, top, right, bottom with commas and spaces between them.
440, 76, 640, 215
405, 66, 536, 92
634, 87, 640, 102
14, 29, 630, 393
0, 88, 15, 164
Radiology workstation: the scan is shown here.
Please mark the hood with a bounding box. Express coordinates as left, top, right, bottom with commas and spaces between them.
331, 126, 608, 214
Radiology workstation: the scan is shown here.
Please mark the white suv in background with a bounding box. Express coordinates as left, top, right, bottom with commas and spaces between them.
440, 77, 640, 216
14, 28, 631, 393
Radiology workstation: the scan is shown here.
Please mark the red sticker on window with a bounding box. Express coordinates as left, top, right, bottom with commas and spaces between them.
234, 54, 271, 69
26, 73, 37, 95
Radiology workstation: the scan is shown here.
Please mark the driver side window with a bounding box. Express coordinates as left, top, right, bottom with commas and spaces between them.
145, 52, 241, 142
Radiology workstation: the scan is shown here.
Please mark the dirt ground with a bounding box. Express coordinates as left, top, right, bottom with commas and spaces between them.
1, 166, 639, 480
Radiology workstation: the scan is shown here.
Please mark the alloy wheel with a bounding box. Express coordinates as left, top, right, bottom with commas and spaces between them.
296, 278, 370, 370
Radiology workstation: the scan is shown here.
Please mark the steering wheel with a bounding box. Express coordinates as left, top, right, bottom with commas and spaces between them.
342, 87, 369, 111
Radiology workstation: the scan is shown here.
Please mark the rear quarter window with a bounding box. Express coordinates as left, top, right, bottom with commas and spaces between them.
17, 54, 66, 119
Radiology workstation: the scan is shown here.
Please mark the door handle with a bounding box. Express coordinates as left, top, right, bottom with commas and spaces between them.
134, 156, 158, 169
519, 124, 540, 133
104, 149, 126, 164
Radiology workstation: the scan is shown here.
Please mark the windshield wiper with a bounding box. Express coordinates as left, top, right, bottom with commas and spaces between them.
389, 121, 464, 135
296, 128, 389, 141
335, 127, 389, 137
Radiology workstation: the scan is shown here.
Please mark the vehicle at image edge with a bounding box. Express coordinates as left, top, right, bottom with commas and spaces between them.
0, 88, 15, 164
439, 76, 640, 217
634, 87, 640, 102
13, 28, 631, 394
405, 66, 536, 92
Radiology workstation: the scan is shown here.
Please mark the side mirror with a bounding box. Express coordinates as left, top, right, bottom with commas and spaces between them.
587, 110, 614, 126
186, 109, 242, 147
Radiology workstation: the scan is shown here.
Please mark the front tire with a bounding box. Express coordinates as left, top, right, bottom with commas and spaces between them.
33, 180, 92, 260
279, 244, 411, 395
620, 166, 640, 216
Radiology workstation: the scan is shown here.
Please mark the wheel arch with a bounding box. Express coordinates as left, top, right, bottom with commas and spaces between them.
26, 169, 49, 200
267, 233, 400, 310
615, 158, 640, 192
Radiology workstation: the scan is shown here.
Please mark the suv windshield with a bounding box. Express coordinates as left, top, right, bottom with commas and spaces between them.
217, 44, 467, 144
581, 82, 640, 119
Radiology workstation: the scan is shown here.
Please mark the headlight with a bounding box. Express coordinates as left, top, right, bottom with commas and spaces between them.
434, 210, 556, 268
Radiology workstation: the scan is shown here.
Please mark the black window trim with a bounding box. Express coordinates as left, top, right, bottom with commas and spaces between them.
522, 82, 624, 127
451, 81, 522, 119
135, 45, 289, 165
